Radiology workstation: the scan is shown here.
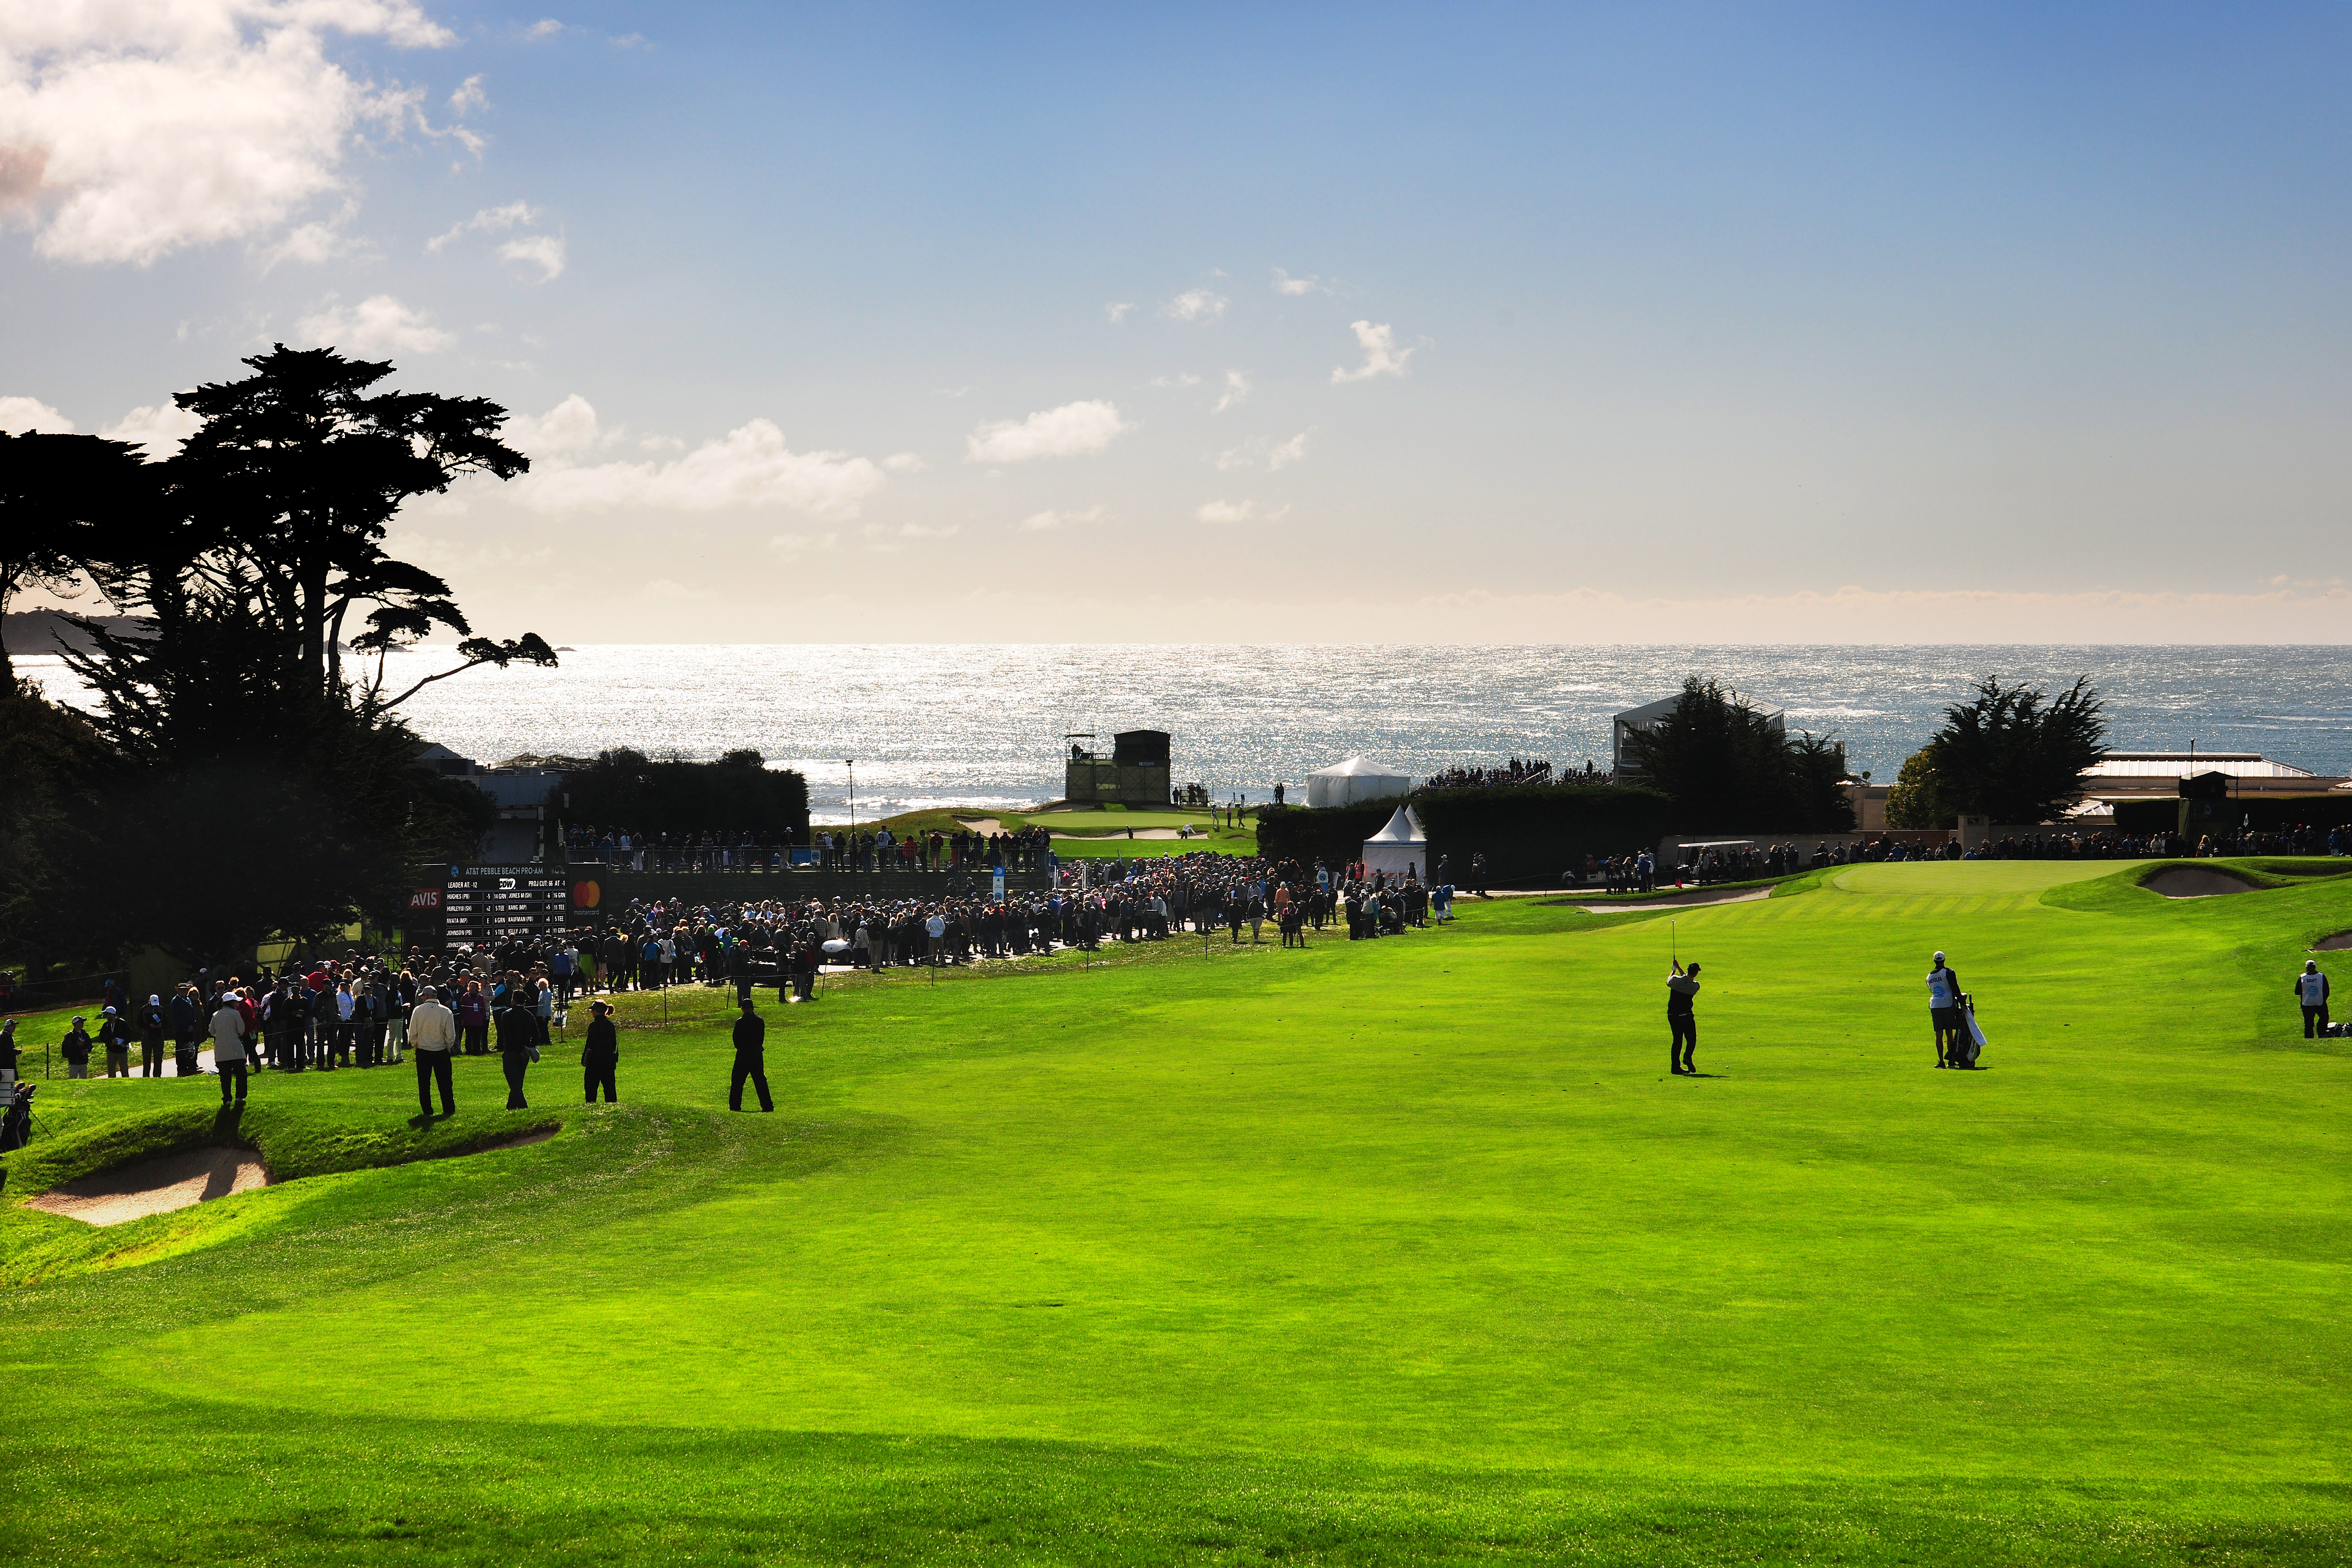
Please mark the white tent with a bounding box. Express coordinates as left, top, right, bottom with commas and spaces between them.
1360, 806, 1428, 881
1305, 755, 1413, 808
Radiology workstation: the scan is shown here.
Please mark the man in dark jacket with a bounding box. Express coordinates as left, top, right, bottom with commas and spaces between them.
581, 1001, 618, 1103
61, 1016, 94, 1078
1667, 960, 1702, 1075
494, 995, 538, 1109
169, 987, 201, 1076
729, 997, 773, 1112
138, 995, 168, 1077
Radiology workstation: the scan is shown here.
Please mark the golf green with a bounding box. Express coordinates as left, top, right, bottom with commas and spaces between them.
4, 859, 2348, 1565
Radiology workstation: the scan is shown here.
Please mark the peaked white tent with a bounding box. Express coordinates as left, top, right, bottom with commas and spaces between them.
1360, 805, 1428, 881
1305, 755, 1412, 808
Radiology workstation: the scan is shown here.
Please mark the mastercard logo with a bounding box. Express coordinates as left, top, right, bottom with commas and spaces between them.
572, 880, 602, 910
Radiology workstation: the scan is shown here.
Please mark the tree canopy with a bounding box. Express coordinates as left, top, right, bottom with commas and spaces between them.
0, 347, 547, 976
1918, 675, 2107, 825
1622, 676, 1856, 833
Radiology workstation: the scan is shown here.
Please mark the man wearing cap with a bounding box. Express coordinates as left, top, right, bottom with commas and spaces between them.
582, 1000, 619, 1103
138, 995, 168, 1077
729, 996, 774, 1112
100, 1007, 132, 1078
210, 992, 251, 1104
60, 1015, 94, 1079
2295, 959, 2331, 1037
408, 984, 459, 1117
1667, 960, 1702, 1075
1928, 951, 1963, 1067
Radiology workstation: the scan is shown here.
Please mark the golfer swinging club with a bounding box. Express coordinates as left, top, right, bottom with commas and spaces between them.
1666, 958, 1701, 1075
1928, 950, 1963, 1067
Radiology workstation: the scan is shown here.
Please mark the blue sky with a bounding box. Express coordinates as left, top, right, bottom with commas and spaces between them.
5, 3, 2350, 641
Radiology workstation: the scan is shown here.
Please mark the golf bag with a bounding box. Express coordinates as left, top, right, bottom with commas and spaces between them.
1953, 992, 1985, 1068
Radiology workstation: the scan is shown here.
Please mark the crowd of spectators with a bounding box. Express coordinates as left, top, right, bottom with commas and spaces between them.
1423, 758, 1556, 792
561, 822, 1057, 873
559, 850, 1441, 991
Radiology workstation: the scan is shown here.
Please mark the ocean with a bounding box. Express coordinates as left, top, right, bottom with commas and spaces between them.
21, 644, 2352, 823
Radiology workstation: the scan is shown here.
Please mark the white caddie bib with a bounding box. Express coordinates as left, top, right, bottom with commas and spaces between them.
2300, 974, 2328, 1006
1927, 970, 1955, 1008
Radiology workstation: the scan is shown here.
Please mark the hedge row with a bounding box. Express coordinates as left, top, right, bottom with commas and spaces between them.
1257, 785, 1679, 886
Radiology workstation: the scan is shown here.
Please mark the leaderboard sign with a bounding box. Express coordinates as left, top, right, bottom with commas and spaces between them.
433, 866, 575, 947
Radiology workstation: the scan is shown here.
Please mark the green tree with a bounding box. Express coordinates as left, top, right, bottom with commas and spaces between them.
1883, 750, 1954, 829
0, 431, 152, 683
0, 348, 544, 976
170, 345, 529, 696
1922, 675, 2107, 825
1623, 676, 1856, 832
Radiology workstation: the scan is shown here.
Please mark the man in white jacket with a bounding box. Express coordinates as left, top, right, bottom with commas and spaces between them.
210, 996, 251, 1105
409, 985, 459, 1117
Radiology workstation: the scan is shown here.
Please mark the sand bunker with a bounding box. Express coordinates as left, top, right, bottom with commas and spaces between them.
2145, 866, 2258, 899
2315, 931, 2352, 952
28, 1147, 271, 1227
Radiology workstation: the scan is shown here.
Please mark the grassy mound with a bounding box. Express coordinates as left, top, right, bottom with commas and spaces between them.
3, 859, 2349, 1564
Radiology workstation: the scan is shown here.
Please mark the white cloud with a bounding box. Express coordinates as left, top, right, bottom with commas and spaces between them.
1105, 301, 1135, 324
507, 396, 886, 517
1162, 288, 1227, 323
525, 18, 565, 40
497, 232, 565, 281
1018, 506, 1103, 533
427, 199, 539, 252
0, 395, 74, 433
503, 392, 609, 462
965, 399, 1129, 463
0, 0, 453, 267
297, 294, 455, 355
449, 73, 488, 114
1213, 369, 1250, 414
880, 452, 926, 472
1271, 268, 1324, 295
260, 205, 359, 269
611, 32, 646, 49
1332, 319, 1412, 383
896, 522, 959, 539
1150, 372, 1201, 389
100, 399, 201, 457
1196, 499, 1290, 525
1215, 431, 1309, 473
768, 531, 837, 557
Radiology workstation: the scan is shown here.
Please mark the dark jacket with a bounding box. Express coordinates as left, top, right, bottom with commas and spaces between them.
581, 1015, 619, 1066
732, 1013, 766, 1055
494, 1004, 539, 1055
61, 1027, 94, 1065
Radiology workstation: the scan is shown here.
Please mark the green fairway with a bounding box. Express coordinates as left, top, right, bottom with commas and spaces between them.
5, 860, 2351, 1564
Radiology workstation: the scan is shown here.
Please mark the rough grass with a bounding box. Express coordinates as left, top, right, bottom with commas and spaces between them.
4, 858, 2349, 1564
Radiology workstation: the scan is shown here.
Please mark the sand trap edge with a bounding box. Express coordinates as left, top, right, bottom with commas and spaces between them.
2144, 866, 2260, 899
26, 1147, 272, 1228
24, 1122, 563, 1229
